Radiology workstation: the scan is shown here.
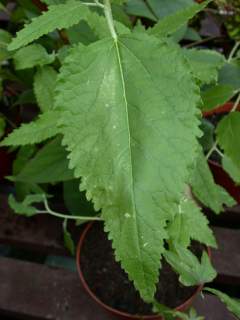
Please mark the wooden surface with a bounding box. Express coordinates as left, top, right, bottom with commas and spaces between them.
0, 256, 236, 320
0, 194, 239, 319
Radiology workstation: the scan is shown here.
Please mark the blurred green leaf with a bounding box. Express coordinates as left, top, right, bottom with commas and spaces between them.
34, 66, 57, 112
13, 44, 55, 70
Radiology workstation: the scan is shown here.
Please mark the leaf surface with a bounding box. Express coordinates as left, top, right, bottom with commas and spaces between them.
55, 33, 201, 301
34, 66, 57, 112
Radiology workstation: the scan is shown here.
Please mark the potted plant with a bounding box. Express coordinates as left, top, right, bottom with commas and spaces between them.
1, 0, 240, 319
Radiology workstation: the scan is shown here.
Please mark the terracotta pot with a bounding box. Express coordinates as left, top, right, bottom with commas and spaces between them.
203, 102, 240, 204
76, 223, 207, 320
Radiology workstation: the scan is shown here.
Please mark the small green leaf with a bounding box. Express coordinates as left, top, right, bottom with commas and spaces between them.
147, 0, 195, 20
222, 155, 240, 185
184, 49, 225, 84
13, 137, 74, 183
13, 44, 55, 70
164, 247, 217, 286
168, 199, 216, 248
190, 149, 236, 214
204, 288, 240, 318
217, 112, 240, 171
63, 219, 75, 255
8, 1, 91, 51
126, 0, 157, 21
1, 110, 61, 146
8, 194, 44, 217
34, 66, 57, 112
148, 0, 211, 38
199, 119, 214, 152
201, 84, 237, 111
219, 62, 240, 91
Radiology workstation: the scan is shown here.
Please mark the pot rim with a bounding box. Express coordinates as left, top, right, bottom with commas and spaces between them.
76, 222, 210, 319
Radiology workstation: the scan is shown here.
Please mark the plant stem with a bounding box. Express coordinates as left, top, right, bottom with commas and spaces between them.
231, 92, 240, 112
228, 41, 240, 62
37, 196, 103, 221
103, 0, 117, 40
83, 1, 104, 8
206, 92, 240, 160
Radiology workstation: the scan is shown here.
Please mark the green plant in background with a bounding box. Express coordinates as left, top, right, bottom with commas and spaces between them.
1, 0, 240, 317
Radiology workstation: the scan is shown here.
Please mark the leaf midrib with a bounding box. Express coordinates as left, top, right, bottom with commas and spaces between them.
114, 38, 150, 295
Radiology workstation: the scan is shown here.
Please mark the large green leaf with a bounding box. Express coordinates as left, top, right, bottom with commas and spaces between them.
148, 0, 211, 38
55, 33, 201, 302
34, 66, 58, 112
217, 112, 240, 171
190, 149, 235, 213
1, 110, 60, 146
205, 288, 240, 318
13, 137, 73, 183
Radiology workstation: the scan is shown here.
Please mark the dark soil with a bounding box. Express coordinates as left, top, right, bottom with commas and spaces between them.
80, 223, 200, 316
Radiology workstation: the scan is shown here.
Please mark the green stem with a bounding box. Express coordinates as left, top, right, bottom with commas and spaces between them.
103, 0, 117, 40
37, 197, 103, 221
228, 41, 240, 62
231, 92, 240, 112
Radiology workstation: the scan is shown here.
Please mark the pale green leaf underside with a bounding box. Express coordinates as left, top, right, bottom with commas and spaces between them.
190, 149, 235, 214
148, 0, 211, 38
204, 288, 240, 318
55, 33, 201, 302
1, 110, 60, 146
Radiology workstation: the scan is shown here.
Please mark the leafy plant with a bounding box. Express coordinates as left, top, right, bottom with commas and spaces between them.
1, 0, 239, 316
